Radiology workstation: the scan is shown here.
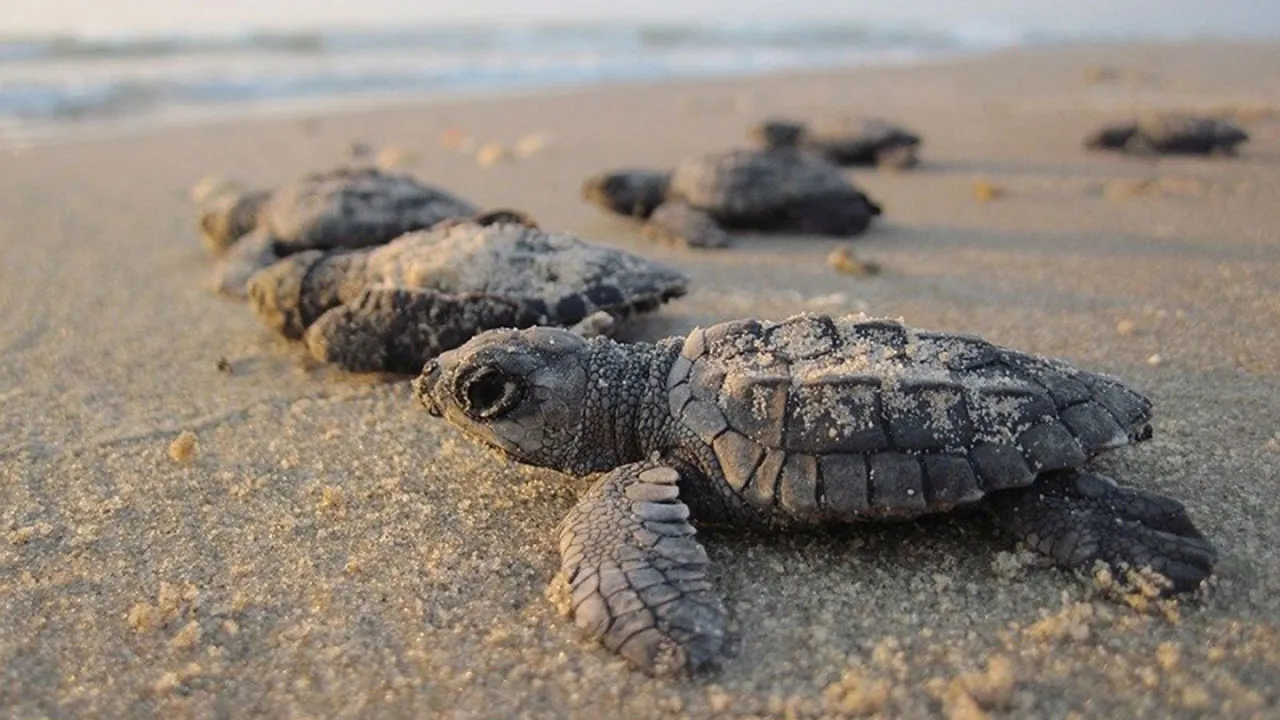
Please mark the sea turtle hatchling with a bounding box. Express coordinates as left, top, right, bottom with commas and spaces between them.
196, 166, 480, 297
581, 148, 882, 249
245, 213, 688, 373
752, 117, 923, 169
1084, 113, 1250, 156
415, 313, 1217, 675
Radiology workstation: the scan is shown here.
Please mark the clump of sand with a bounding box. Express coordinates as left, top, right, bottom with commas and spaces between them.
827, 246, 882, 277
167, 431, 198, 464
972, 179, 1006, 202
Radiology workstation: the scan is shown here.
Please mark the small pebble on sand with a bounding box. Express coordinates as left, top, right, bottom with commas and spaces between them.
476, 143, 511, 168
440, 128, 474, 151
827, 246, 882, 276
513, 132, 554, 158
972, 179, 1005, 202
168, 431, 198, 464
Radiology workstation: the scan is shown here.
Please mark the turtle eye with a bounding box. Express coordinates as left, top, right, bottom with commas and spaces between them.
459, 366, 524, 420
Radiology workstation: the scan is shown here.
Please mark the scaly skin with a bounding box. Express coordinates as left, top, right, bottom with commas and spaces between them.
415, 320, 1217, 675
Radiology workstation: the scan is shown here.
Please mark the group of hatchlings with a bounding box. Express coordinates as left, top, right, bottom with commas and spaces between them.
194, 111, 1240, 675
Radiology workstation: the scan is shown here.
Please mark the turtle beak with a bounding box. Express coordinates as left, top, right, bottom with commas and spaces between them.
414, 360, 444, 418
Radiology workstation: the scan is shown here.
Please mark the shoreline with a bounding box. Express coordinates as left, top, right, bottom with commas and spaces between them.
2, 39, 1279, 718
1, 47, 952, 151
8, 36, 1275, 152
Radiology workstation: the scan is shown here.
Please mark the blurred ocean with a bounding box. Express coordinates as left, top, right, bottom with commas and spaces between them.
0, 21, 1040, 143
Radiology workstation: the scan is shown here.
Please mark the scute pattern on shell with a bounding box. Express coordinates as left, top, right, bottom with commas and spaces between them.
264, 166, 480, 251
666, 149, 857, 219
362, 221, 689, 324
667, 313, 1154, 520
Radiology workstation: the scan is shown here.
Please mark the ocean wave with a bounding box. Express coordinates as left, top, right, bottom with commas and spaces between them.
0, 21, 1022, 135
0, 21, 1014, 63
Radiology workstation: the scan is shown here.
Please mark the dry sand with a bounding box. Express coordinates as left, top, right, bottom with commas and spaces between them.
3, 41, 1280, 718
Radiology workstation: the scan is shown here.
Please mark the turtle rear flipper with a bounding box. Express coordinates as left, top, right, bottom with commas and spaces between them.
644, 201, 732, 249
988, 470, 1216, 595
304, 286, 544, 374
558, 461, 727, 676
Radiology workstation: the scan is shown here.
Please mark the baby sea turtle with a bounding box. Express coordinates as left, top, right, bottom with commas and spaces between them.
246, 213, 688, 374
581, 149, 882, 249
415, 313, 1217, 675
1085, 114, 1249, 156
752, 117, 923, 169
196, 166, 480, 297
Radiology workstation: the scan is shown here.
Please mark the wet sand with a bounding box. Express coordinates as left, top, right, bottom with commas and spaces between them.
3, 41, 1280, 718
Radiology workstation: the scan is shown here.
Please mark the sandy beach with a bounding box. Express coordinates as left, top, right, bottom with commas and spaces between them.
3, 41, 1280, 718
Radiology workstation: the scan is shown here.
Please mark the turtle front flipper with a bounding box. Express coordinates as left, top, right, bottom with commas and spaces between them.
567, 310, 618, 339
305, 287, 542, 374
988, 470, 1216, 595
644, 201, 732, 249
558, 462, 727, 675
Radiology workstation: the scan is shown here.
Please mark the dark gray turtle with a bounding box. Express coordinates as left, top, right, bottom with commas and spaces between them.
415, 313, 1216, 675
752, 117, 923, 169
245, 214, 688, 374
1085, 113, 1249, 156
581, 148, 882, 249
196, 166, 480, 297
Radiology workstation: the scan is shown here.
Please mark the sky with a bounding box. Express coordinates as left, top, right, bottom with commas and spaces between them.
2, 0, 1279, 39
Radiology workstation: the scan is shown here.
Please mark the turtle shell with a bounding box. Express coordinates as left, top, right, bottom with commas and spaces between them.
665, 314, 1153, 521
666, 149, 857, 223
359, 220, 689, 325
809, 118, 921, 147
263, 167, 479, 252
1135, 114, 1249, 152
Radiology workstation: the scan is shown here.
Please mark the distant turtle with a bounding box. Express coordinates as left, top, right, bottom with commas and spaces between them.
246, 213, 688, 373
581, 148, 882, 249
415, 313, 1217, 675
195, 166, 480, 297
752, 117, 923, 169
1085, 114, 1249, 156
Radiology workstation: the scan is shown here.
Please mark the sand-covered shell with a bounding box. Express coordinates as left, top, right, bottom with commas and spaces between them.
753, 117, 922, 168
666, 149, 863, 223
1085, 114, 1249, 155
664, 314, 1153, 520
356, 220, 690, 320
261, 166, 480, 252
245, 218, 690, 371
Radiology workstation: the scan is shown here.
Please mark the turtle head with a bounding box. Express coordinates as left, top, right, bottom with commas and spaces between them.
751, 119, 808, 149
415, 326, 605, 473
198, 187, 271, 255
1084, 123, 1139, 150
580, 170, 670, 219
